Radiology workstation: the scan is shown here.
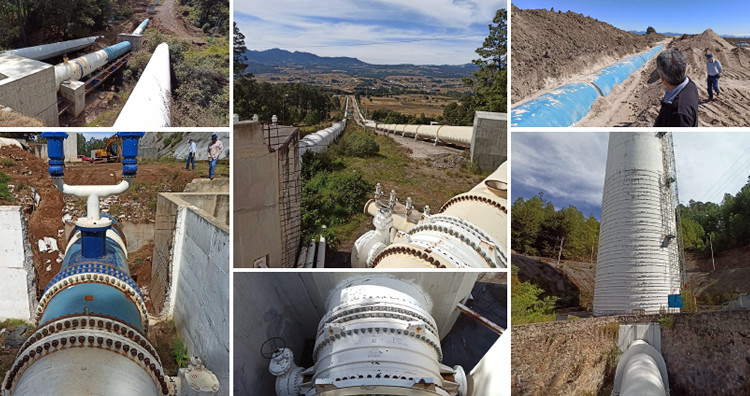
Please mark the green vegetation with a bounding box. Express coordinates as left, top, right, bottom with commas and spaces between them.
681, 288, 698, 313
646, 26, 657, 34
0, 171, 12, 201
0, 318, 29, 329
178, 0, 228, 36
511, 266, 558, 325
658, 316, 675, 329
172, 336, 190, 368
512, 194, 600, 261
679, 185, 750, 255
234, 80, 340, 125
0, 0, 132, 49
301, 151, 373, 252
1, 158, 13, 167
336, 133, 379, 157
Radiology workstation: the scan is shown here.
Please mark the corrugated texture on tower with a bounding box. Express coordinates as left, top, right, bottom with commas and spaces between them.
594, 132, 681, 316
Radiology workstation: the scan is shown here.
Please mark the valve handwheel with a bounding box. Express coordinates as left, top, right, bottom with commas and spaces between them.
260, 337, 286, 359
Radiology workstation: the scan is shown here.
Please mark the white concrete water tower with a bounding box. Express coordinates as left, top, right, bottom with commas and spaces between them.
594, 132, 682, 316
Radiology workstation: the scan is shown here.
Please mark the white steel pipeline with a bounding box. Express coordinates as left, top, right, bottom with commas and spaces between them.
352, 162, 507, 268
375, 123, 473, 147
4, 36, 100, 61
299, 119, 347, 158
133, 18, 150, 35
54, 41, 132, 88
113, 42, 171, 128
612, 340, 669, 396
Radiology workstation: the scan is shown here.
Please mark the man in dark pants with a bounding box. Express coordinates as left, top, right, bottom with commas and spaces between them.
706, 53, 723, 101
652, 48, 699, 127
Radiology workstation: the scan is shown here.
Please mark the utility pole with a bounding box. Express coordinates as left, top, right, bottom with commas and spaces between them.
709, 233, 715, 271
557, 236, 564, 266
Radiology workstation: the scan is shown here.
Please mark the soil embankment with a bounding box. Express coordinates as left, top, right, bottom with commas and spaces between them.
512, 5, 750, 127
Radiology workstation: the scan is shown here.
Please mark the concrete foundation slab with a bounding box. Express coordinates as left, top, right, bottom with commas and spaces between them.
117, 34, 144, 52
0, 206, 36, 321
60, 81, 85, 117
471, 111, 507, 172
0, 53, 59, 126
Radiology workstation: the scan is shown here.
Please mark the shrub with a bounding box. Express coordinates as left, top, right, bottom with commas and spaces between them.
0, 171, 12, 201
339, 133, 379, 157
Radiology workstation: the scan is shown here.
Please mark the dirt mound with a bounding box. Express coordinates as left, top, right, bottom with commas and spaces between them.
511, 5, 663, 102
630, 29, 750, 126
0, 107, 45, 127
513, 254, 596, 310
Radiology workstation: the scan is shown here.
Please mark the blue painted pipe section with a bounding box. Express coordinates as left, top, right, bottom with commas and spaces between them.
134, 19, 150, 34
511, 82, 600, 127
103, 41, 132, 61
41, 132, 67, 177
121, 132, 145, 177
512, 45, 665, 127
39, 283, 144, 332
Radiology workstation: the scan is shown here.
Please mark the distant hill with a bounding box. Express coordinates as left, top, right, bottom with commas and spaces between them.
629, 30, 750, 38
242, 48, 477, 79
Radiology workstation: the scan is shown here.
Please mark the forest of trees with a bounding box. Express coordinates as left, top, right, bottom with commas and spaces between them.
512, 194, 600, 262
0, 0, 132, 49
234, 80, 340, 125
680, 183, 750, 255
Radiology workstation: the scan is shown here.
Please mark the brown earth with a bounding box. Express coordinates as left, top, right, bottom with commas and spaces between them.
513, 254, 596, 310
0, 107, 45, 127
153, 0, 204, 42
511, 5, 664, 103
0, 146, 197, 297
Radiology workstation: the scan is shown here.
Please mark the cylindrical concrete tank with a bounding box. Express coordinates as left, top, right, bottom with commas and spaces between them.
113, 42, 172, 128
594, 132, 681, 316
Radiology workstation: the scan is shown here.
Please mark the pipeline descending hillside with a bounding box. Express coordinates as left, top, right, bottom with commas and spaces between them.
511, 44, 664, 127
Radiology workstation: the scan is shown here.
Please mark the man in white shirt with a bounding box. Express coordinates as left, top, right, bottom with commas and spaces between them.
706, 53, 723, 101
208, 134, 223, 180
185, 138, 196, 170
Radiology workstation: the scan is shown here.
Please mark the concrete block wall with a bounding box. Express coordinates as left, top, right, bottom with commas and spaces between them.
63, 132, 78, 161
0, 206, 36, 321
233, 122, 283, 267
172, 205, 230, 395
150, 194, 180, 313
471, 111, 508, 172
0, 54, 59, 126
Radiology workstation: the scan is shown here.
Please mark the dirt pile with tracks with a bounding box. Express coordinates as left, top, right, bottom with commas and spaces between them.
630, 29, 750, 126
511, 5, 664, 102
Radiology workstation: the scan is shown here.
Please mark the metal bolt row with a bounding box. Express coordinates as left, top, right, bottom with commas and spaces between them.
321, 305, 438, 336
45, 261, 142, 300
313, 325, 443, 362
404, 221, 496, 267
4, 327, 169, 395
370, 245, 446, 268
439, 193, 507, 214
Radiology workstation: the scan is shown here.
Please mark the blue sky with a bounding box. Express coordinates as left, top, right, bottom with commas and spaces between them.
234, 0, 506, 65
512, 132, 750, 219
514, 0, 750, 36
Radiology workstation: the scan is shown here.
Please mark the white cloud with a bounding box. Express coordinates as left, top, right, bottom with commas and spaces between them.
234, 0, 505, 64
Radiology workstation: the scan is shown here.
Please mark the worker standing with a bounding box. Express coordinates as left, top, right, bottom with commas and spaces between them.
652, 48, 699, 127
185, 138, 196, 170
207, 134, 223, 180
706, 53, 723, 101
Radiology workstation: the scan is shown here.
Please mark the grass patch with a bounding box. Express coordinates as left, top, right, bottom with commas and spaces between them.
172, 337, 190, 369
1, 158, 13, 167
0, 171, 12, 202
1, 318, 29, 329
659, 316, 675, 329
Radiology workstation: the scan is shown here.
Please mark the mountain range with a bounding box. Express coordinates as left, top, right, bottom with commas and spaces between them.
241, 48, 477, 79
629, 30, 750, 38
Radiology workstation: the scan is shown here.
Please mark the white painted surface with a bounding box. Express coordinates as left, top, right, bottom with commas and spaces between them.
470, 332, 510, 396
0, 206, 34, 321
12, 347, 160, 396
299, 119, 346, 158
595, 133, 681, 315
172, 206, 230, 395
4, 36, 98, 61
114, 43, 171, 128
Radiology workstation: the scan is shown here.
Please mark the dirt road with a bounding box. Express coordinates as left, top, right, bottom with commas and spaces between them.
154, 0, 202, 41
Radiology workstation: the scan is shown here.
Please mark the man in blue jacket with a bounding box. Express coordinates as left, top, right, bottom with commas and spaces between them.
706, 53, 723, 101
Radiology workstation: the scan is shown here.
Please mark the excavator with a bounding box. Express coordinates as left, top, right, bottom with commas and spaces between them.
94, 133, 122, 162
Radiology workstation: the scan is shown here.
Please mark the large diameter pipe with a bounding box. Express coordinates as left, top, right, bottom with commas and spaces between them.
375, 123, 472, 147
613, 340, 669, 396
512, 44, 664, 127
54, 41, 132, 87
594, 133, 681, 316
133, 18, 150, 35
113, 42, 172, 128
4, 36, 99, 61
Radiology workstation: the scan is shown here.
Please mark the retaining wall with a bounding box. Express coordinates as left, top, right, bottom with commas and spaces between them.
0, 206, 35, 321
